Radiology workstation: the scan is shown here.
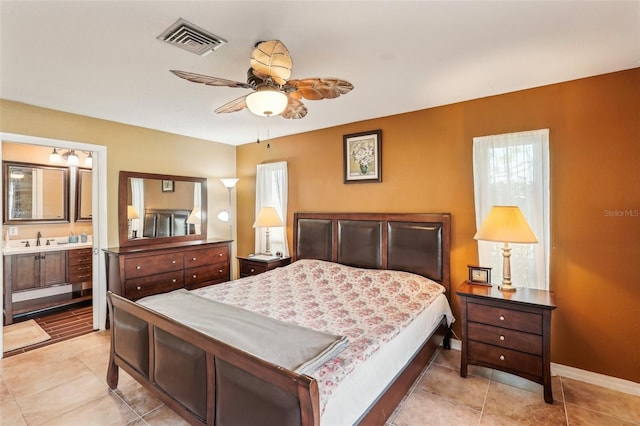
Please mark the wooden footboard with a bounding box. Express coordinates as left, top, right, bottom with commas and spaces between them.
106, 291, 321, 425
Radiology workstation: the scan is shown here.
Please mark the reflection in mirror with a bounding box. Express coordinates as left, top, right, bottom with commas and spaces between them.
3, 161, 69, 223
76, 168, 92, 222
118, 171, 207, 247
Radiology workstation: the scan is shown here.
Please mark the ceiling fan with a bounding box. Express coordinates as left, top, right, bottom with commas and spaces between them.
170, 40, 354, 119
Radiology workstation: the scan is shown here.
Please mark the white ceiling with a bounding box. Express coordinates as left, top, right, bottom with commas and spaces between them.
1, 1, 638, 146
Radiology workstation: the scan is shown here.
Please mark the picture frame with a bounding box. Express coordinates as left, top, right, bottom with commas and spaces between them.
343, 129, 382, 183
161, 180, 175, 192
467, 265, 492, 286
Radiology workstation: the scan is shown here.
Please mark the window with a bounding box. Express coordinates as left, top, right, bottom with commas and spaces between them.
473, 129, 550, 290
255, 161, 289, 256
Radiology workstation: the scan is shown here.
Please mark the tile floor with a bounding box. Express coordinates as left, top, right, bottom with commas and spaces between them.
1, 331, 638, 425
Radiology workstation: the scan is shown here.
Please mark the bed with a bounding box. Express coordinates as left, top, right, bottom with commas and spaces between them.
107, 212, 452, 425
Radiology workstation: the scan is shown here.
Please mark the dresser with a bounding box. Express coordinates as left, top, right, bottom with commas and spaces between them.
457, 282, 557, 403
237, 256, 291, 278
104, 240, 231, 300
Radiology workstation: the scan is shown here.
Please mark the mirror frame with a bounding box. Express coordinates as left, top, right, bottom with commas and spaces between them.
118, 170, 208, 247
3, 160, 70, 224
75, 167, 92, 222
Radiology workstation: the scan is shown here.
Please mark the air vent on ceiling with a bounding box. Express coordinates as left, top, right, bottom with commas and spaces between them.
157, 18, 227, 56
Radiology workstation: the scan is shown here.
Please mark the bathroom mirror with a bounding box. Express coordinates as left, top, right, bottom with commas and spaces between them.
3, 161, 70, 224
118, 170, 207, 247
75, 168, 92, 222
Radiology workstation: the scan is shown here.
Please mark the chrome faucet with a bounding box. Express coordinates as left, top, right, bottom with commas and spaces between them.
22, 240, 30, 247
36, 231, 42, 246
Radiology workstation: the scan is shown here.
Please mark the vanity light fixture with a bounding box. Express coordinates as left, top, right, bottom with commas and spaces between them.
49, 148, 62, 163
49, 148, 93, 167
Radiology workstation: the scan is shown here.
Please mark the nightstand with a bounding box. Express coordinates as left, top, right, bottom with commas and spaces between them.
237, 256, 292, 278
457, 281, 557, 403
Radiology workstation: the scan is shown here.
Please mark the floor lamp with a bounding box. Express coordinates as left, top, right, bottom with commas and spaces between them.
474, 205, 538, 292
219, 178, 239, 277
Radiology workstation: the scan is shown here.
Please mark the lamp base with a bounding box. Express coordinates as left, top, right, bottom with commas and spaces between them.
498, 284, 517, 292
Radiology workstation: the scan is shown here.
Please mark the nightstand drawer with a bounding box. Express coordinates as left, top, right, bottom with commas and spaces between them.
468, 340, 542, 377
468, 322, 542, 355
467, 302, 542, 334
240, 261, 268, 276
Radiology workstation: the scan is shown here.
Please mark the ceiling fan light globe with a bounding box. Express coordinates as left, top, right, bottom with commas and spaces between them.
246, 89, 288, 117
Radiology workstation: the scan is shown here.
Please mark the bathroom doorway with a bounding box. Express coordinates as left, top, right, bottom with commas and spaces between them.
0, 132, 108, 356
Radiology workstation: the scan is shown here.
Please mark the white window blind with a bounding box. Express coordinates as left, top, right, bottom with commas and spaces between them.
473, 129, 550, 290
255, 161, 289, 256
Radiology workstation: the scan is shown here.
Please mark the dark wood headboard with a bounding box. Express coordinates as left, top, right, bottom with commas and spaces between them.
293, 212, 451, 295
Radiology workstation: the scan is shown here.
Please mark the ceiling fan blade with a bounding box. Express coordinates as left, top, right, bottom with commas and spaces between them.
250, 40, 293, 86
215, 95, 248, 114
285, 78, 354, 100
171, 70, 252, 89
281, 96, 308, 119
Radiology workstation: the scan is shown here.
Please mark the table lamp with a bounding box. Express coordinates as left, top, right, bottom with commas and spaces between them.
474, 205, 537, 292
253, 206, 283, 255
127, 205, 139, 238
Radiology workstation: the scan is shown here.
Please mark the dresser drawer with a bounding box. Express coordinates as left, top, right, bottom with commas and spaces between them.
68, 249, 92, 266
184, 246, 229, 268
468, 322, 542, 355
125, 272, 184, 300
184, 264, 229, 288
467, 302, 542, 334
468, 340, 542, 378
125, 253, 184, 278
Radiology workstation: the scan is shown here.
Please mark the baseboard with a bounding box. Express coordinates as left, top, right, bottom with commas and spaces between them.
442, 339, 639, 397
551, 362, 640, 397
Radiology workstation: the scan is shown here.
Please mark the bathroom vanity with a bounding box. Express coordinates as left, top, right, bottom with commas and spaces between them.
3, 241, 93, 324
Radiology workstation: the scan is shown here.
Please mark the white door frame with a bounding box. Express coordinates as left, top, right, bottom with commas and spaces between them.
0, 132, 108, 357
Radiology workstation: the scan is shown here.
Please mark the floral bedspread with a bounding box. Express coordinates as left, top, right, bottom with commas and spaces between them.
191, 258, 448, 412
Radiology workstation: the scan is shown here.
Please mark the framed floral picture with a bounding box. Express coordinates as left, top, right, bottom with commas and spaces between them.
161, 180, 175, 192
343, 129, 382, 183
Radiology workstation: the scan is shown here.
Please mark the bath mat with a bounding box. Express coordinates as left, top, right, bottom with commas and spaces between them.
3, 319, 51, 352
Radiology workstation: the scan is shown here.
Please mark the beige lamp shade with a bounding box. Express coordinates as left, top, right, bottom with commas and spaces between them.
474, 206, 537, 243
187, 207, 201, 224
253, 206, 283, 228
127, 205, 139, 220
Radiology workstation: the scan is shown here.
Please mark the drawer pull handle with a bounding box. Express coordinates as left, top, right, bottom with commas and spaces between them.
136, 266, 141, 270
219, 253, 223, 257
172, 279, 177, 283
499, 355, 505, 361
499, 335, 505, 341
193, 274, 197, 278
250, 268, 255, 273
192, 257, 197, 261
172, 260, 176, 264
136, 286, 141, 290
219, 269, 223, 273
499, 315, 505, 321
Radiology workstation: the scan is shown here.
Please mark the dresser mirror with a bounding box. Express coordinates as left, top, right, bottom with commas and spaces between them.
75, 168, 92, 222
118, 171, 207, 247
3, 161, 70, 224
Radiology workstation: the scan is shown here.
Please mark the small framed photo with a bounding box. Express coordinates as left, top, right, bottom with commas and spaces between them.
343, 129, 382, 183
467, 265, 492, 285
161, 180, 175, 192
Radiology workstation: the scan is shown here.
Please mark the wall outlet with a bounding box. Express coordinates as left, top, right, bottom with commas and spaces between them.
8, 226, 18, 236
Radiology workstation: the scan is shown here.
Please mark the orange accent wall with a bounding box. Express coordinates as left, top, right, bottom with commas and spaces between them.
237, 68, 640, 382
